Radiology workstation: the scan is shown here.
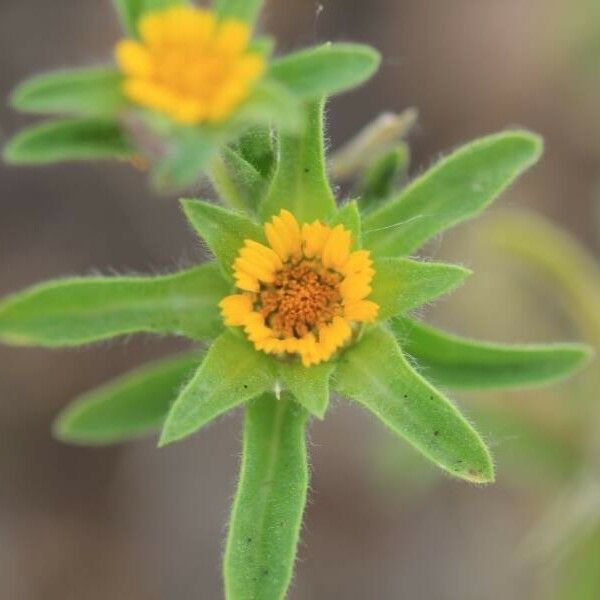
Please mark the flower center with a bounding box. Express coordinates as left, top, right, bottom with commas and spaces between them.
219, 209, 380, 367
258, 260, 343, 339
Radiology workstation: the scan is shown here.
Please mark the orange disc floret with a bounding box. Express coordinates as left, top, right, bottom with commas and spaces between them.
115, 6, 265, 124
220, 210, 379, 367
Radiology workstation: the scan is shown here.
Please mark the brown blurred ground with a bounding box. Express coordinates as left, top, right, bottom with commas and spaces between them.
1, 1, 599, 599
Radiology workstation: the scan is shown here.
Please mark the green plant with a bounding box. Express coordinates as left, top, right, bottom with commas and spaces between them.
1, 1, 592, 598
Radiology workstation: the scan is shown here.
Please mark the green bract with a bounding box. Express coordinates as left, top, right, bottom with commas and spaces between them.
3, 0, 381, 191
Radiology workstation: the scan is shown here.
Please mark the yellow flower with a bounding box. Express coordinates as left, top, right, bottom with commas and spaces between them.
115, 6, 265, 125
220, 210, 379, 367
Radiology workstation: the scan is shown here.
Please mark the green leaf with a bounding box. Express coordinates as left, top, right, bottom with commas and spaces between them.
159, 332, 275, 445
334, 327, 494, 483
233, 125, 275, 178
54, 352, 200, 445
277, 362, 334, 419
363, 131, 543, 257
10, 68, 125, 117
230, 79, 304, 134
359, 143, 410, 212
259, 100, 336, 223
152, 129, 219, 191
181, 199, 264, 276
113, 0, 187, 37
4, 118, 134, 165
393, 317, 592, 389
214, 0, 264, 26
269, 43, 381, 99
210, 147, 267, 214
332, 200, 362, 247
371, 258, 471, 321
0, 263, 229, 346
224, 393, 308, 600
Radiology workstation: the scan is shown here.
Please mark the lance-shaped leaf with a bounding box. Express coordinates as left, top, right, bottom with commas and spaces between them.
113, 0, 187, 37
214, 0, 264, 26
334, 327, 494, 483
359, 144, 410, 212
277, 362, 335, 419
259, 100, 336, 223
4, 118, 135, 165
224, 393, 309, 600
0, 263, 228, 346
54, 352, 200, 445
393, 318, 592, 390
160, 332, 275, 445
10, 68, 125, 117
333, 200, 362, 247
182, 199, 264, 276
269, 43, 381, 99
371, 258, 471, 321
363, 131, 543, 257
210, 147, 267, 214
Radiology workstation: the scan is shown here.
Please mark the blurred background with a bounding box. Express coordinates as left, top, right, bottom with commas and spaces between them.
1, 0, 600, 598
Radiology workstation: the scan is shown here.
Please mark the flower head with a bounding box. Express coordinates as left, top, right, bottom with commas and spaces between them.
115, 6, 265, 124
220, 209, 379, 366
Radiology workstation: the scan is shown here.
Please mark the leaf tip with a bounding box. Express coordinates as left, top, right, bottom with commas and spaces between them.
50, 409, 87, 446
505, 129, 544, 164
3, 138, 22, 165
459, 452, 495, 485
569, 343, 595, 370
157, 426, 176, 448
158, 418, 187, 448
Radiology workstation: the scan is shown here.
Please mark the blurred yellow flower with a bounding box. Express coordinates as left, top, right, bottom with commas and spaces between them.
115, 6, 265, 124
220, 209, 379, 367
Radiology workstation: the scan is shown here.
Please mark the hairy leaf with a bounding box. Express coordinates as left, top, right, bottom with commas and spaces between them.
181, 199, 264, 276
269, 43, 381, 99
393, 318, 592, 389
233, 126, 275, 178
333, 201, 362, 247
54, 352, 200, 445
277, 362, 334, 419
11, 68, 125, 117
259, 100, 336, 223
371, 258, 471, 320
0, 263, 228, 346
211, 147, 267, 214
224, 393, 308, 600
363, 131, 543, 256
4, 118, 134, 165
335, 327, 494, 483
160, 332, 275, 445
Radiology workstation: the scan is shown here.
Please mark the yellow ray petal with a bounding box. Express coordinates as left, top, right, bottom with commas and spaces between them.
219, 294, 253, 326
342, 250, 373, 275
340, 273, 372, 302
344, 300, 379, 322
322, 225, 352, 269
